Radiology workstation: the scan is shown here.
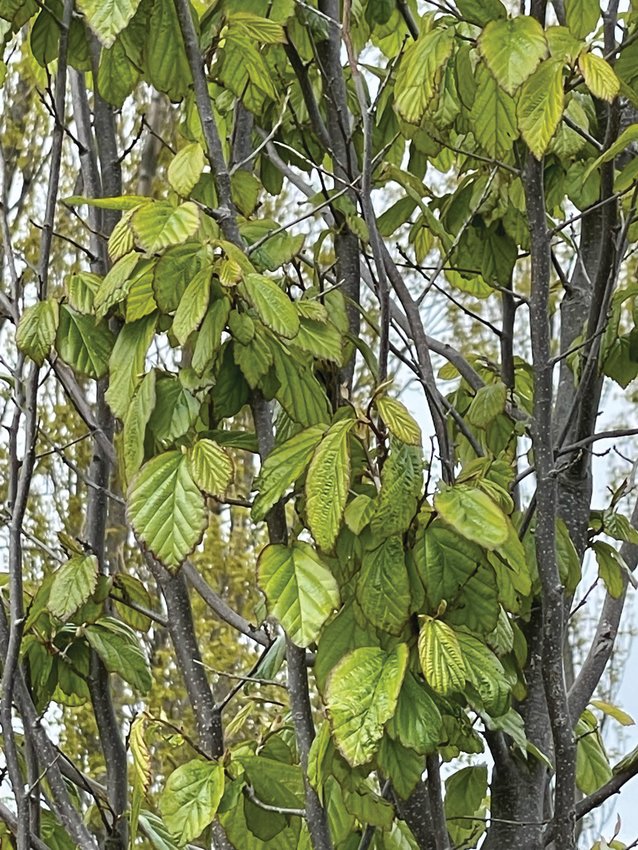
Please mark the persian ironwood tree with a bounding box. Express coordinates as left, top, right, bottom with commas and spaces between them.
2, 1, 638, 850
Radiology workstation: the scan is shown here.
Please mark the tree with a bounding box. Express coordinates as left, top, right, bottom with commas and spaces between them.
2, 0, 638, 848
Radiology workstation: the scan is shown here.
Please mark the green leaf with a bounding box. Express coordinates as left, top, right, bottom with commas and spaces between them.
593, 540, 627, 598
48, 554, 99, 621
56, 306, 115, 379
241, 274, 300, 340
314, 603, 381, 694
172, 267, 211, 345
576, 711, 612, 794
478, 16, 547, 95
122, 370, 155, 481
132, 202, 200, 253
418, 617, 466, 695
565, 0, 600, 39
370, 442, 423, 538
192, 296, 231, 375
257, 541, 340, 647
98, 38, 139, 107
445, 765, 488, 848
76, 0, 142, 47
66, 272, 101, 314
377, 737, 424, 801
252, 425, 326, 522
467, 382, 507, 428
470, 63, 518, 158
456, 0, 506, 26
105, 313, 156, 419
387, 672, 443, 754
188, 439, 234, 498
434, 485, 509, 550
293, 318, 343, 365
590, 699, 635, 727
94, 251, 139, 318
64, 194, 149, 210
456, 630, 510, 716
306, 419, 354, 551
356, 536, 411, 635
517, 58, 565, 159
375, 396, 422, 445
138, 812, 180, 850
168, 143, 205, 197
159, 759, 224, 846
85, 618, 152, 693
112, 574, 153, 631
325, 644, 409, 767
579, 52, 620, 102
127, 451, 206, 570
153, 243, 207, 313
394, 26, 455, 123
415, 523, 499, 634
145, 0, 191, 100
152, 378, 200, 444
270, 342, 331, 426
236, 755, 304, 808
16, 300, 59, 366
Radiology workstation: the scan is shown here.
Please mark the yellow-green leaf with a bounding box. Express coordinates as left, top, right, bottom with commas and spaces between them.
160, 759, 224, 846
579, 52, 620, 102
252, 424, 327, 522
76, 0, 142, 47
257, 541, 340, 647
127, 451, 206, 570
188, 439, 234, 498
478, 16, 547, 95
470, 63, 518, 158
418, 617, 466, 695
325, 644, 409, 767
306, 419, 354, 551
517, 58, 565, 159
241, 273, 300, 339
375, 395, 422, 445
94, 251, 139, 318
48, 554, 99, 621
168, 142, 206, 197
16, 299, 59, 366
394, 26, 455, 124
434, 485, 509, 549
467, 381, 507, 428
132, 201, 200, 253
172, 267, 211, 345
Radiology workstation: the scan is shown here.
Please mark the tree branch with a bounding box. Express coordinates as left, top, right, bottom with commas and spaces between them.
524, 151, 576, 848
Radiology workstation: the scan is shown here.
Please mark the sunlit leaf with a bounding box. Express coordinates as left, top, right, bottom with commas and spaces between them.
306, 419, 354, 551
160, 760, 224, 846
325, 644, 409, 767
418, 617, 466, 695
128, 451, 206, 570
188, 439, 234, 498
16, 299, 59, 366
257, 541, 339, 647
48, 554, 99, 621
479, 16, 547, 95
